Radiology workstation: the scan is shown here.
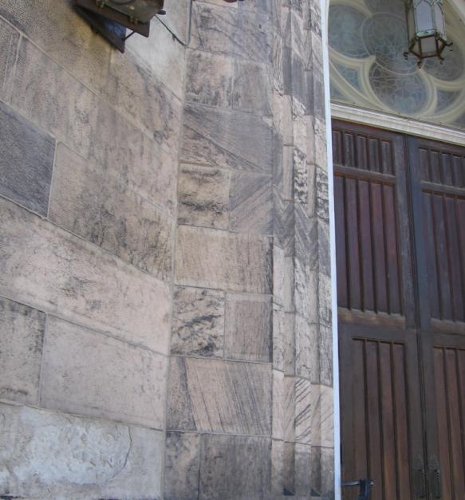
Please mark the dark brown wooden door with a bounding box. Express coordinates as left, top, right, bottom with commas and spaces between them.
334, 121, 465, 499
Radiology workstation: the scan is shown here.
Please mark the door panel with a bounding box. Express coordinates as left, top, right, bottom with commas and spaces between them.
336, 122, 465, 499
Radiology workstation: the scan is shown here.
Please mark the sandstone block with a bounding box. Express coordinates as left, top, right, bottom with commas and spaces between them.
41, 317, 168, 428
0, 198, 171, 353
199, 434, 271, 500
272, 370, 285, 440
295, 316, 319, 381
178, 164, 231, 229
0, 17, 19, 98
232, 60, 272, 116
0, 102, 55, 215
167, 357, 272, 435
182, 103, 274, 174
6, 38, 98, 159
176, 225, 272, 294
171, 286, 225, 357
49, 144, 174, 280
89, 102, 178, 214
164, 432, 201, 500
0, 298, 45, 405
0, 404, 163, 499
230, 172, 273, 235
185, 50, 234, 108
225, 294, 271, 362
0, 0, 111, 92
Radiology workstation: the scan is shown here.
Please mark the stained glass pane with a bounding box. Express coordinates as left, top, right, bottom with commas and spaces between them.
329, 0, 465, 130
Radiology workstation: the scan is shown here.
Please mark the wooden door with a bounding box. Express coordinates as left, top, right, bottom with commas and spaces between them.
334, 121, 465, 499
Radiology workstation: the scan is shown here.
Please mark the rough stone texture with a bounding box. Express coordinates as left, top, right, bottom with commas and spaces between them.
0, 101, 55, 215
41, 317, 168, 428
49, 144, 174, 280
0, 198, 171, 353
0, 403, 164, 499
230, 172, 273, 234
171, 286, 225, 357
182, 103, 274, 173
232, 60, 272, 116
225, 294, 271, 362
178, 164, 231, 229
167, 357, 272, 435
0, 297, 45, 405
199, 434, 271, 500
176, 225, 272, 293
0, 17, 19, 94
164, 432, 201, 500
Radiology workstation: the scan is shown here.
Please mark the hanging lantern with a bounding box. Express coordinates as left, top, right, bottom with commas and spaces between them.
405, 0, 452, 63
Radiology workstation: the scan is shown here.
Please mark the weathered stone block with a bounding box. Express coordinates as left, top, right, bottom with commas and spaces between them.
0, 0, 111, 92
0, 102, 55, 215
176, 225, 272, 294
272, 369, 285, 440
182, 103, 274, 174
0, 298, 45, 405
232, 60, 272, 116
230, 172, 273, 234
273, 193, 295, 255
171, 286, 225, 357
295, 377, 313, 445
0, 198, 171, 353
295, 316, 319, 381
41, 317, 168, 428
283, 375, 296, 442
191, 3, 272, 63
271, 439, 285, 497
294, 259, 319, 323
164, 432, 201, 500
273, 245, 294, 310
0, 403, 164, 499
178, 164, 231, 229
0, 17, 19, 97
167, 357, 272, 435
89, 102, 177, 214
311, 446, 335, 498
199, 434, 271, 500
185, 50, 234, 107
106, 51, 183, 152
225, 294, 271, 362
6, 38, 98, 158
49, 144, 174, 280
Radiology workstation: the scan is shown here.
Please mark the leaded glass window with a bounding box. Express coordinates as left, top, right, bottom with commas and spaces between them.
329, 0, 465, 130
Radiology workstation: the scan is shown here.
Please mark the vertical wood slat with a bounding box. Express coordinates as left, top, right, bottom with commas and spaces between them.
423, 193, 440, 319
359, 180, 375, 311
371, 183, 388, 313
346, 178, 361, 310
419, 148, 431, 182
430, 150, 441, 184
434, 348, 453, 500
457, 199, 465, 321
445, 349, 465, 499
335, 175, 348, 308
381, 141, 393, 175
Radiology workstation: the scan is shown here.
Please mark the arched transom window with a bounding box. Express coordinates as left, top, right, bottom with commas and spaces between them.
329, 0, 465, 130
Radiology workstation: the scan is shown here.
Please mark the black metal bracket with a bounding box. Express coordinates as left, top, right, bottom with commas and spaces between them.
342, 479, 374, 500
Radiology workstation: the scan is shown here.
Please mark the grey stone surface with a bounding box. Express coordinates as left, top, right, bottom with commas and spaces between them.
311, 446, 335, 498
0, 101, 55, 215
199, 434, 271, 500
185, 50, 234, 107
164, 432, 201, 500
0, 0, 111, 92
0, 403, 164, 499
0, 297, 45, 405
232, 60, 272, 116
225, 294, 271, 362
171, 286, 225, 357
178, 164, 231, 229
6, 38, 98, 159
272, 370, 285, 440
106, 51, 183, 152
167, 357, 272, 435
230, 172, 273, 234
89, 101, 178, 214
176, 225, 272, 294
0, 198, 171, 353
0, 17, 19, 98
49, 144, 174, 280
271, 439, 285, 497
295, 316, 319, 381
41, 317, 168, 428
182, 103, 274, 174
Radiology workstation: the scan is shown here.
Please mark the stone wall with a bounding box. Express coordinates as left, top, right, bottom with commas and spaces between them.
0, 0, 334, 498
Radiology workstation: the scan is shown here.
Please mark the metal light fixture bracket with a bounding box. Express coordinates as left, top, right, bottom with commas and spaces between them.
73, 0, 165, 52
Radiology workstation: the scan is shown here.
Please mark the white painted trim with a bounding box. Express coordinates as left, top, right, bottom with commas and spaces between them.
321, 0, 342, 498
332, 103, 465, 146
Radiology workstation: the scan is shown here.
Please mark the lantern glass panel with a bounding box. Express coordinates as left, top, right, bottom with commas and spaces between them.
414, 0, 435, 34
